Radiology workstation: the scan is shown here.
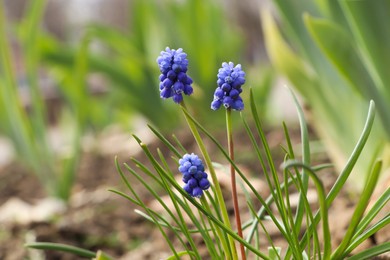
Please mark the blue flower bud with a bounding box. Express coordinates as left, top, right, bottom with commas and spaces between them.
182, 172, 192, 183
187, 178, 198, 188
167, 70, 176, 80
194, 171, 203, 179
221, 83, 231, 92
214, 88, 224, 99
160, 88, 172, 99
173, 94, 183, 103
189, 166, 197, 174
173, 81, 184, 93
183, 183, 192, 194
172, 63, 181, 73
232, 98, 244, 111
183, 85, 193, 95
223, 96, 233, 108
229, 89, 239, 98
211, 99, 223, 110
224, 76, 233, 84
177, 72, 187, 82
192, 187, 203, 198
199, 178, 210, 190
162, 78, 173, 88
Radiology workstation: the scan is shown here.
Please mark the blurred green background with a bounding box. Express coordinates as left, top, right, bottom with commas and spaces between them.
0, 0, 273, 200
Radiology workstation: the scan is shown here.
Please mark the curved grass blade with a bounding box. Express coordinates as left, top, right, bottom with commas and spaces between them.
148, 124, 181, 158
172, 134, 188, 154
283, 160, 331, 259
287, 88, 311, 237
299, 100, 375, 249
114, 157, 180, 259
247, 203, 281, 260
332, 159, 382, 259
347, 241, 390, 260
352, 187, 390, 241
122, 161, 201, 258
344, 214, 390, 257
25, 242, 97, 258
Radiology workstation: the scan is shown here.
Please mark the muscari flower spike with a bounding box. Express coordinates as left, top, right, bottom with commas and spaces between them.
178, 153, 210, 198
157, 47, 193, 103
211, 62, 246, 111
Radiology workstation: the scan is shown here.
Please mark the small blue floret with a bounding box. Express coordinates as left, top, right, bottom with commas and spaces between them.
178, 153, 210, 198
211, 62, 246, 111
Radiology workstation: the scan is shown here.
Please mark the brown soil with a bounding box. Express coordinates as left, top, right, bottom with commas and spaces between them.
0, 126, 389, 260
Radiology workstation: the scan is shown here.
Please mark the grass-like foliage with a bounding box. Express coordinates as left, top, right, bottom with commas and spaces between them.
106, 88, 388, 259
26, 44, 389, 258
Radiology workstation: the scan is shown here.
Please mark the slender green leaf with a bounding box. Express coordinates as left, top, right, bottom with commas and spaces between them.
347, 241, 390, 260
352, 187, 390, 241
283, 161, 331, 259
288, 89, 311, 242
332, 160, 383, 259
25, 242, 96, 258
344, 214, 390, 257
148, 124, 181, 158
114, 157, 180, 258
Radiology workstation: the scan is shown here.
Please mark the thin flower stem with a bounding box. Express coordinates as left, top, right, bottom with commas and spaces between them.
226, 108, 246, 260
180, 101, 238, 260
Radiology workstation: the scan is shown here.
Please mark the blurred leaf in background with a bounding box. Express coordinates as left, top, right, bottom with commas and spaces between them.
263, 0, 390, 189
0, 0, 88, 200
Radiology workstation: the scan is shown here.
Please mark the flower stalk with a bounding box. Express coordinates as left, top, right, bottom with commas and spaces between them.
180, 101, 238, 259
226, 108, 246, 260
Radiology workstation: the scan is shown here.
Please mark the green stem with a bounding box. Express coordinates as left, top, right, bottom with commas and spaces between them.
180, 102, 237, 259
200, 196, 230, 258
283, 161, 331, 259
226, 108, 246, 260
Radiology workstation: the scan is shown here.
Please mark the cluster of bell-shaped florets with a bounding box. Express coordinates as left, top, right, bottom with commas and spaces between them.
156, 47, 193, 103
211, 62, 246, 111
178, 153, 210, 198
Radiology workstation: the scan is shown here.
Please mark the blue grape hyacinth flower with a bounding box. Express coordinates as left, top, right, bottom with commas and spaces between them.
178, 153, 210, 198
157, 47, 193, 103
211, 62, 246, 111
